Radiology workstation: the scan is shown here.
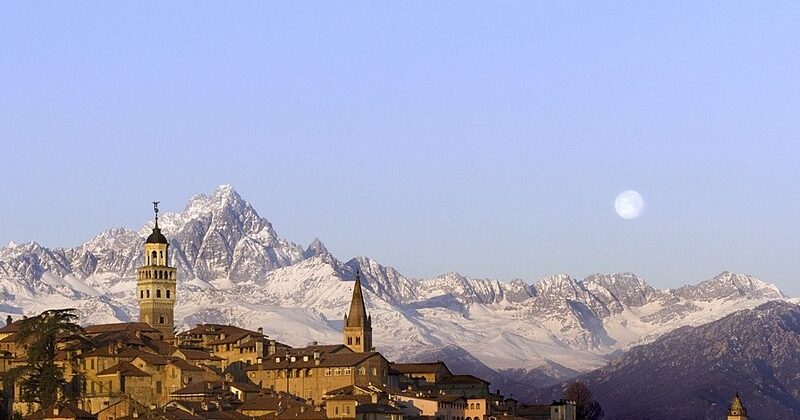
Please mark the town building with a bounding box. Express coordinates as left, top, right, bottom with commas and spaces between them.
3, 202, 570, 420
136, 203, 177, 341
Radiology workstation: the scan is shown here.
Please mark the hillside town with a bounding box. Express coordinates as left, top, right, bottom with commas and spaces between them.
0, 207, 580, 420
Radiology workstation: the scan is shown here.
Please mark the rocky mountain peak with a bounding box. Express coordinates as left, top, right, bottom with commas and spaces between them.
676, 271, 784, 301
305, 238, 329, 258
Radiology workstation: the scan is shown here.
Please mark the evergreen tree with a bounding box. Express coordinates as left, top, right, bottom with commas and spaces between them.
7, 309, 85, 409
564, 381, 604, 420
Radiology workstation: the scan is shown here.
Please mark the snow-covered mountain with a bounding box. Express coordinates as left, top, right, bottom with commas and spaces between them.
0, 185, 787, 383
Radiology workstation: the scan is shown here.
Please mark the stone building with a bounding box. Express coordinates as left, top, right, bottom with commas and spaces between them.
136, 203, 177, 341
343, 273, 373, 353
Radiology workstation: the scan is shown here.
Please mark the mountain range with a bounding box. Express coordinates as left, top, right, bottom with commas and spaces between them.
0, 185, 789, 394
530, 300, 800, 419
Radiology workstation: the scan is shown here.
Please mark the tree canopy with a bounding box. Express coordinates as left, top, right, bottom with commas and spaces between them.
7, 309, 85, 409
564, 381, 604, 420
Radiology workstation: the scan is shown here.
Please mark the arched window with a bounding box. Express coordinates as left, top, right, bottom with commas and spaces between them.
151, 251, 157, 261
358, 367, 366, 375
159, 316, 165, 324
160, 251, 163, 259
140, 290, 144, 299
166, 290, 171, 299
355, 337, 361, 345
347, 337, 352, 345
146, 290, 150, 298
470, 404, 474, 410
476, 403, 480, 409
156, 289, 161, 298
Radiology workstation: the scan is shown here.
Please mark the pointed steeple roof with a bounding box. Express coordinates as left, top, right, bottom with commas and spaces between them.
345, 271, 369, 327
728, 392, 747, 416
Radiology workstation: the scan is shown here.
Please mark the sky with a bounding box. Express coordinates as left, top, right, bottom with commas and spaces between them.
1, 2, 799, 295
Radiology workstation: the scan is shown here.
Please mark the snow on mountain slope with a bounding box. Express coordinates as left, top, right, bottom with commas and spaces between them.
0, 185, 789, 379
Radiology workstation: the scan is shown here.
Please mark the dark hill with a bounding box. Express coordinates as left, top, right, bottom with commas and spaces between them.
527, 300, 800, 419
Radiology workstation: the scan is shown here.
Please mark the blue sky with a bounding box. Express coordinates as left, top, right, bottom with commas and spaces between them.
1, 2, 799, 295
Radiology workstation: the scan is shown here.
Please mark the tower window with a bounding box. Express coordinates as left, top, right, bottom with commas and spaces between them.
347, 337, 352, 345
156, 289, 161, 298
146, 290, 150, 298
152, 251, 157, 261
356, 337, 361, 345
166, 290, 171, 299
140, 290, 144, 299
159, 316, 165, 324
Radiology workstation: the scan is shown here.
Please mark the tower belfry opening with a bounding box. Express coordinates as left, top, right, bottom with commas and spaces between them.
136, 201, 176, 341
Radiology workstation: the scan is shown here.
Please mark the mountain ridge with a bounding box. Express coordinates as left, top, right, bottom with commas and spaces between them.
0, 185, 788, 390
528, 300, 800, 419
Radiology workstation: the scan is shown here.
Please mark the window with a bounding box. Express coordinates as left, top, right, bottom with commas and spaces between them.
358, 367, 366, 375
345, 406, 350, 415
347, 337, 352, 345
476, 403, 480, 409
371, 367, 377, 376
140, 290, 144, 299
335, 407, 339, 415
344, 367, 351, 375
156, 381, 162, 394
159, 316, 165, 324
146, 290, 150, 298
355, 337, 361, 345
166, 289, 171, 299
152, 251, 157, 260
156, 289, 162, 298
325, 368, 332, 376
90, 359, 95, 370
334, 367, 341, 375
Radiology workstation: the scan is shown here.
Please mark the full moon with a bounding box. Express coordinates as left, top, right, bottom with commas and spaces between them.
615, 190, 644, 219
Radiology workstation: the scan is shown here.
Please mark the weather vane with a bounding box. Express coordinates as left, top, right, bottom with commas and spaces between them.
153, 201, 160, 222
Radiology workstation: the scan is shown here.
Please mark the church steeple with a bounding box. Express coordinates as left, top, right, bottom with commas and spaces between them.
343, 271, 372, 352
727, 392, 748, 420
136, 202, 177, 341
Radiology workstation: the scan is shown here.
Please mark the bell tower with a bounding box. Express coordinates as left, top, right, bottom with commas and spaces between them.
343, 271, 373, 353
136, 202, 177, 340
727, 393, 748, 420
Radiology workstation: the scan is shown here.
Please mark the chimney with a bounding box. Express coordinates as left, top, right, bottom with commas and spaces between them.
5, 315, 11, 326
257, 327, 263, 334
313, 351, 320, 360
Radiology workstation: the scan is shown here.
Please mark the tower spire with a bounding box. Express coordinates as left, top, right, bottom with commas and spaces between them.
343, 269, 373, 352
153, 201, 160, 228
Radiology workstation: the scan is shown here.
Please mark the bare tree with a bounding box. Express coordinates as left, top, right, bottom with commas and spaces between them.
564, 381, 604, 420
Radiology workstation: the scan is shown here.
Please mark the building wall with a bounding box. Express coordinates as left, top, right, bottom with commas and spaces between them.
327, 399, 357, 418
249, 356, 389, 403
